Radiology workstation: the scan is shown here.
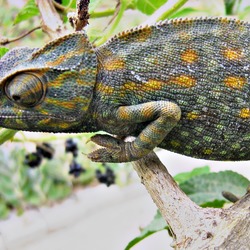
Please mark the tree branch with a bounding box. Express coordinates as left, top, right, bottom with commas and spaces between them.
0, 26, 41, 45
132, 152, 250, 249
36, 0, 69, 38
67, 0, 90, 31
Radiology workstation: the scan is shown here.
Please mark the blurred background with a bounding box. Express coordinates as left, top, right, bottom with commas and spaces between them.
0, 0, 249, 249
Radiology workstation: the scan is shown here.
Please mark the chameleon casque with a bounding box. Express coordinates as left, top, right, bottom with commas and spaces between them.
0, 17, 250, 163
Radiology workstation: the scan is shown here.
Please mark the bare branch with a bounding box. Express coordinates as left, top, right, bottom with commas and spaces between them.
0, 26, 41, 45
36, 0, 69, 39
68, 0, 90, 31
132, 152, 250, 249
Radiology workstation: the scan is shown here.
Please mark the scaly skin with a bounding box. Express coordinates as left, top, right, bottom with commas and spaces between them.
0, 17, 250, 162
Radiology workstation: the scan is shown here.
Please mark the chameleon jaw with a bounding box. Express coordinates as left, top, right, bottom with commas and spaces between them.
0, 108, 78, 132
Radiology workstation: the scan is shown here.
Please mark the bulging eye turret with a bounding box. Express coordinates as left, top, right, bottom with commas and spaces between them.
5, 72, 46, 107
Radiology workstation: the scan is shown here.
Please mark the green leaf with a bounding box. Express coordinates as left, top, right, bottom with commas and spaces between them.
0, 47, 9, 58
134, 0, 167, 15
224, 0, 239, 15
13, 0, 40, 25
62, 0, 76, 8
46, 183, 72, 201
169, 7, 199, 18
89, 0, 103, 13
0, 202, 10, 219
125, 210, 167, 250
0, 128, 17, 145
174, 166, 210, 184
239, 6, 250, 20
180, 170, 249, 206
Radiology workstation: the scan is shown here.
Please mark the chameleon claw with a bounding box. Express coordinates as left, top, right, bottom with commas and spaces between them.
88, 148, 121, 162
90, 134, 123, 148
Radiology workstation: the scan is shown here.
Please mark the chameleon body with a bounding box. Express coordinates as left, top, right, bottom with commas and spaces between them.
0, 17, 250, 162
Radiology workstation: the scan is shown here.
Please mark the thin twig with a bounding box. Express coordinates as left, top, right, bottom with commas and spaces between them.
0, 26, 41, 45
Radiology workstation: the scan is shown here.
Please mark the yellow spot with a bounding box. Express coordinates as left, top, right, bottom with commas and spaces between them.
96, 83, 114, 95
239, 108, 250, 119
224, 76, 247, 90
220, 18, 230, 24
186, 111, 199, 120
46, 98, 76, 109
135, 27, 152, 42
223, 48, 243, 61
141, 103, 155, 118
139, 133, 152, 144
170, 75, 196, 88
103, 57, 125, 71
143, 79, 163, 91
179, 31, 192, 42
46, 51, 76, 67
170, 140, 181, 148
181, 49, 198, 63
123, 82, 137, 91
118, 107, 131, 120
204, 148, 213, 155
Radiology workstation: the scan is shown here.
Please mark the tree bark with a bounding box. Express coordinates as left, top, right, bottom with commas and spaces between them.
36, 0, 68, 39
132, 152, 250, 249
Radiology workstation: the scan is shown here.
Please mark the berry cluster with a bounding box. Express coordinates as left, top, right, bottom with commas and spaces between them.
65, 139, 85, 178
24, 143, 54, 168
96, 166, 116, 187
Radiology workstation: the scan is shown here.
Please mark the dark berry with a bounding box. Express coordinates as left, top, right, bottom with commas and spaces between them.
69, 160, 85, 178
36, 143, 54, 159
96, 167, 115, 187
24, 152, 42, 168
65, 139, 78, 157
54, 0, 62, 3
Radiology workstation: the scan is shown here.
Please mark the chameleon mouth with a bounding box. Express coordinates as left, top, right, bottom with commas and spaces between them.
0, 109, 76, 122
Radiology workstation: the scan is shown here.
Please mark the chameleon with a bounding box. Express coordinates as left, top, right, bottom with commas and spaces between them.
0, 17, 250, 163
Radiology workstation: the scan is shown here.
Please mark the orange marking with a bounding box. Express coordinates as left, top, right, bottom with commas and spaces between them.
143, 79, 163, 91
181, 49, 198, 64
239, 108, 250, 119
48, 71, 77, 88
170, 75, 197, 88
224, 76, 247, 90
223, 48, 243, 61
170, 140, 181, 148
186, 111, 199, 120
179, 31, 192, 41
46, 51, 75, 67
96, 83, 115, 95
135, 27, 152, 42
141, 103, 155, 117
204, 148, 213, 155
46, 98, 76, 109
103, 57, 125, 71
118, 107, 132, 120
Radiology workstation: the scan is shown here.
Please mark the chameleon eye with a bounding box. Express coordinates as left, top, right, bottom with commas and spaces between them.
5, 73, 46, 107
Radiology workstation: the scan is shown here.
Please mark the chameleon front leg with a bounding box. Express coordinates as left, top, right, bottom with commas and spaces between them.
88, 101, 181, 162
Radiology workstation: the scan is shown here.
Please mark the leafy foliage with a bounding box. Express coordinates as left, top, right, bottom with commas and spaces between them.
0, 138, 111, 219
125, 210, 168, 250
125, 168, 249, 249
13, 0, 40, 25
180, 170, 249, 207
174, 166, 210, 183
133, 0, 167, 15
0, 47, 9, 58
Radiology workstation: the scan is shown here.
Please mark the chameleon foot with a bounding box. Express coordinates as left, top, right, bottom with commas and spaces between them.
88, 134, 128, 162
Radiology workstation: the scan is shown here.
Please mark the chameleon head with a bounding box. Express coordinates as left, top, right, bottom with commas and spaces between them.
0, 32, 97, 132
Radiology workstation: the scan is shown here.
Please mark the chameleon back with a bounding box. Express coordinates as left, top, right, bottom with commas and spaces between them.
95, 18, 250, 160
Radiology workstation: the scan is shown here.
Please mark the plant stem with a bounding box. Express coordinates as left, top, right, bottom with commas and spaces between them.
157, 0, 188, 21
